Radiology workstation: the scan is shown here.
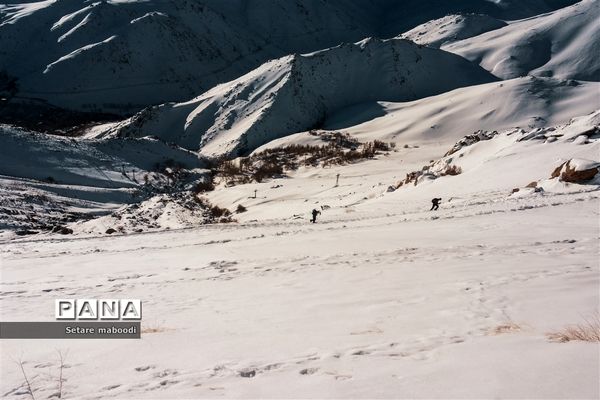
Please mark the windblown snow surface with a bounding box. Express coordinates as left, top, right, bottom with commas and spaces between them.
1, 1, 600, 399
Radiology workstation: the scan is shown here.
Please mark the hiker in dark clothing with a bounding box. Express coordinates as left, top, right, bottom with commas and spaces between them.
311, 209, 321, 223
430, 198, 442, 211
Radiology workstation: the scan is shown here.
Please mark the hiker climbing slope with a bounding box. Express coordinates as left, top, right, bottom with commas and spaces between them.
311, 209, 321, 223
430, 198, 442, 211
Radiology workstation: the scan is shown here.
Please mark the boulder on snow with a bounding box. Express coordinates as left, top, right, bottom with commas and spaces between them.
52, 225, 73, 235
239, 370, 256, 378
572, 135, 589, 145
15, 229, 38, 236
551, 159, 600, 183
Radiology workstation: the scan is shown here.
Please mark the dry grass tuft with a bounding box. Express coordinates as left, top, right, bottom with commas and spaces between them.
547, 314, 600, 343
141, 323, 173, 334
488, 322, 522, 335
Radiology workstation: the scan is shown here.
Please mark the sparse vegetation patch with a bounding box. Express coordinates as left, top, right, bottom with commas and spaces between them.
207, 130, 395, 187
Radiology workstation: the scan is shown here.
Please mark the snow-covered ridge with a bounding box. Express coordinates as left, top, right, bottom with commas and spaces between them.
443, 0, 600, 81
399, 14, 507, 48
95, 38, 496, 157
1, 0, 272, 114
0, 0, 581, 114
255, 76, 600, 153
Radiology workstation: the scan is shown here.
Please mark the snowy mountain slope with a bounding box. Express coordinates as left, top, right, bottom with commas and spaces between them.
372, 0, 580, 37
0, 0, 580, 114
92, 38, 496, 158
0, 125, 206, 187
0, 124, 210, 231
2, 182, 598, 398
443, 0, 600, 81
5, 114, 596, 399
385, 111, 600, 198
398, 14, 507, 48
0, 0, 270, 115
208, 110, 598, 224
1, 2, 600, 398
255, 77, 600, 152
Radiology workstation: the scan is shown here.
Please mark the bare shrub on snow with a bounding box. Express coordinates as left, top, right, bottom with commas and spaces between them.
192, 179, 215, 193
12, 350, 68, 400
194, 197, 233, 222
